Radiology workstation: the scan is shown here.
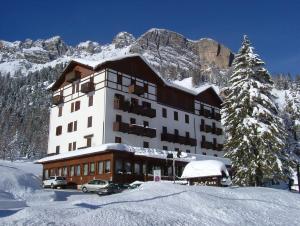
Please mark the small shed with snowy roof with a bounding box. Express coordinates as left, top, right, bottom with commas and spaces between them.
181, 160, 231, 186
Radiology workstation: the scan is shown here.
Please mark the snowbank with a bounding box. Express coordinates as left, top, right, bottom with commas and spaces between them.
181, 160, 229, 178
1, 181, 300, 225
0, 160, 42, 211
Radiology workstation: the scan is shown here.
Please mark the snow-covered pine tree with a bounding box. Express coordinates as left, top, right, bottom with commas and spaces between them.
221, 35, 292, 186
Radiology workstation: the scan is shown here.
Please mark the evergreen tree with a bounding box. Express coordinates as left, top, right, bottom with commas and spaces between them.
221, 35, 292, 186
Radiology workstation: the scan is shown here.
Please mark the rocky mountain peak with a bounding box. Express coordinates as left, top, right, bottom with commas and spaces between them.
112, 32, 135, 48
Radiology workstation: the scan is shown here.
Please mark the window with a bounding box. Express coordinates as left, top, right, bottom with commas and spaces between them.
90, 163, 95, 175
162, 126, 167, 134
163, 146, 168, 150
202, 152, 207, 155
186, 150, 190, 153
185, 114, 189, 124
56, 126, 62, 136
68, 143, 72, 151
115, 137, 122, 143
73, 142, 76, 150
58, 106, 62, 117
143, 141, 149, 148
88, 95, 93, 107
115, 159, 122, 174
117, 74, 122, 84
174, 111, 178, 121
162, 108, 167, 118
75, 101, 80, 111
143, 121, 149, 127
213, 138, 217, 145
175, 148, 179, 152
58, 168, 62, 176
76, 83, 79, 93
44, 169, 49, 179
131, 98, 138, 106
72, 83, 75, 94
105, 160, 111, 173
174, 129, 179, 136
56, 146, 60, 154
124, 162, 131, 174
98, 161, 103, 174
202, 135, 206, 142
87, 116, 93, 128
83, 163, 88, 176
71, 103, 74, 112
144, 84, 148, 93
130, 118, 136, 124
74, 121, 77, 131
186, 132, 190, 138
116, 114, 122, 122
70, 166, 74, 176
87, 137, 92, 147
75, 165, 81, 176
134, 163, 140, 174
201, 119, 205, 125
63, 167, 67, 177
67, 122, 73, 132
214, 154, 218, 157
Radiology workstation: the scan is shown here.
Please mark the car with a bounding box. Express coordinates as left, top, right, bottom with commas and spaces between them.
81, 179, 109, 193
42, 176, 67, 189
97, 183, 126, 196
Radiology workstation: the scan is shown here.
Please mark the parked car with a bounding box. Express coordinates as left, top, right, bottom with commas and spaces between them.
42, 176, 67, 189
97, 183, 126, 196
81, 179, 109, 193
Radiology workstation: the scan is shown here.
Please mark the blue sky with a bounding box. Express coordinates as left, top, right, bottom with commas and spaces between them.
1, 0, 300, 75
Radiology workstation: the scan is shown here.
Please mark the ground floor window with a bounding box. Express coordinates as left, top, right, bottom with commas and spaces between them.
134, 163, 140, 175
75, 165, 81, 176
63, 167, 67, 177
98, 161, 103, 174
124, 161, 132, 174
115, 159, 122, 174
105, 160, 111, 173
90, 162, 95, 175
44, 169, 49, 179
70, 166, 74, 177
83, 163, 88, 176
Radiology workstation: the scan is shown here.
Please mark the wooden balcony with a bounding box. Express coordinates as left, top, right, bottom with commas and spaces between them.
216, 128, 223, 135
52, 95, 64, 105
130, 104, 156, 118
81, 82, 95, 93
200, 109, 211, 118
65, 71, 80, 83
113, 98, 156, 118
214, 113, 221, 121
205, 125, 212, 133
217, 144, 223, 151
128, 84, 144, 96
201, 141, 213, 149
113, 122, 156, 138
161, 133, 197, 146
114, 98, 130, 112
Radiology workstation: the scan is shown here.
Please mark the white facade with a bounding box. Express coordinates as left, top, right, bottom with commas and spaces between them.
48, 67, 224, 157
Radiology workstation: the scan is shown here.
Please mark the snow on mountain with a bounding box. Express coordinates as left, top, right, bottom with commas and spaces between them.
0, 29, 234, 81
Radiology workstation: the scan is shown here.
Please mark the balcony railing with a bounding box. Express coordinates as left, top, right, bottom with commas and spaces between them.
161, 133, 197, 146
52, 95, 64, 105
114, 98, 156, 118
65, 71, 80, 83
81, 82, 95, 93
201, 141, 213, 149
113, 121, 156, 138
128, 84, 145, 96
216, 128, 223, 135
213, 113, 221, 121
200, 109, 211, 118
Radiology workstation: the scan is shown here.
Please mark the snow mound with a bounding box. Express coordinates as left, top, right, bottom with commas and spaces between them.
181, 160, 229, 178
0, 160, 42, 199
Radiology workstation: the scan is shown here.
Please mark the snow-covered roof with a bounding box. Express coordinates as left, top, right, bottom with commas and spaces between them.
181, 160, 229, 179
63, 53, 219, 98
36, 143, 231, 165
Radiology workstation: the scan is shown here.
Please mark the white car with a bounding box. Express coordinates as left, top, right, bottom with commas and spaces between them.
81, 179, 109, 193
42, 176, 67, 189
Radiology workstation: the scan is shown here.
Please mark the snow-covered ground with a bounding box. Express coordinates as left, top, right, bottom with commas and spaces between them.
1, 160, 300, 226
